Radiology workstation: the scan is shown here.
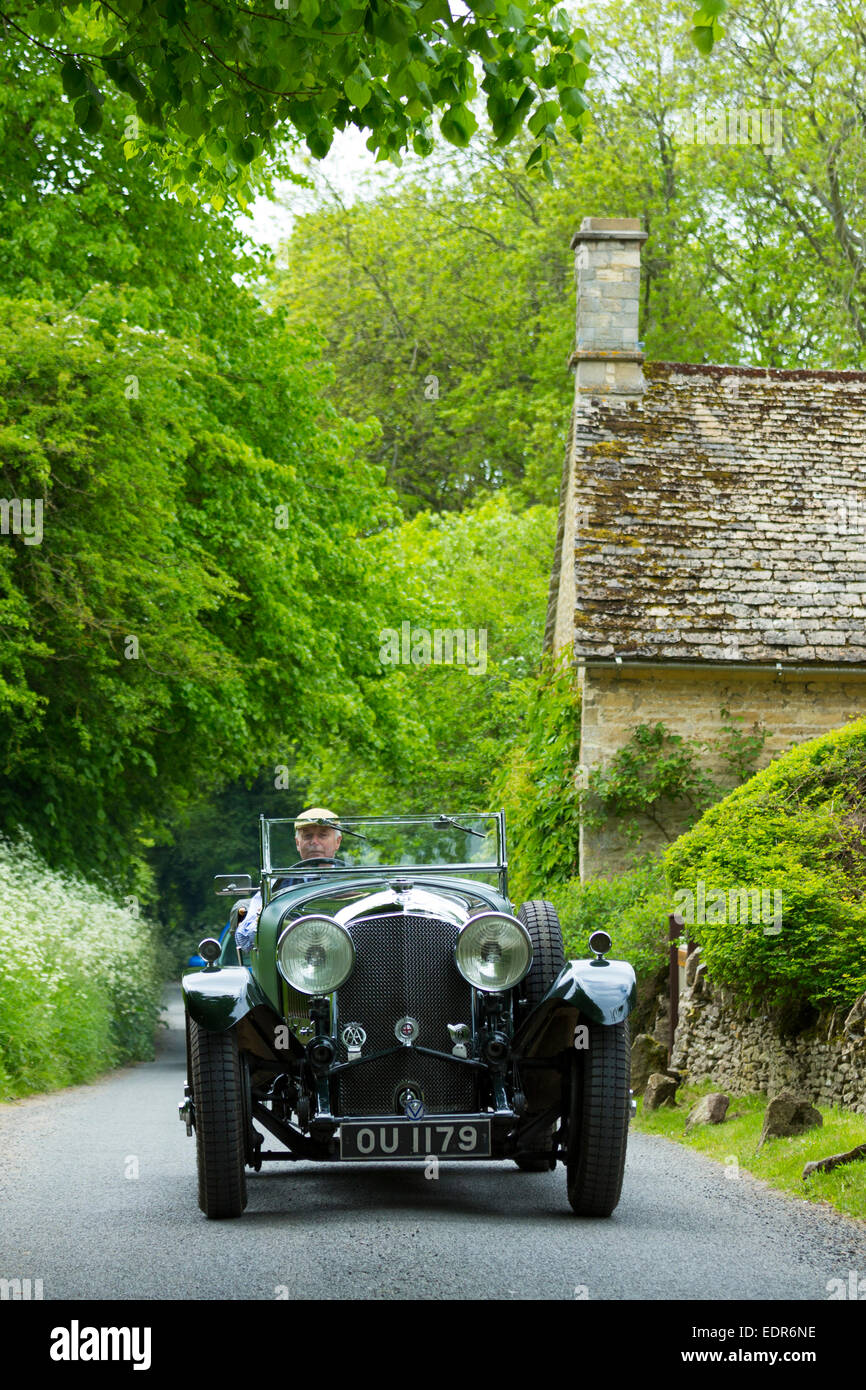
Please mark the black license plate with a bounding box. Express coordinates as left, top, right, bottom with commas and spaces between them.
340, 1118, 491, 1160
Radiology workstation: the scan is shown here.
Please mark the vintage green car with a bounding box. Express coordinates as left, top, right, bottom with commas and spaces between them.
179, 812, 636, 1218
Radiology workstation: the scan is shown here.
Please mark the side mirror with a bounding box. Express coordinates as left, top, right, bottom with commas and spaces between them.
214, 873, 253, 897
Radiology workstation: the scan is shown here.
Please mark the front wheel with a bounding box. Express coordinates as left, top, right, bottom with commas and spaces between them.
517, 900, 566, 1011
512, 902, 567, 1169
190, 1019, 248, 1219
566, 1019, 630, 1217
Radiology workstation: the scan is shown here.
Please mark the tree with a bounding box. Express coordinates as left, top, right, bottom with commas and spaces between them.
271, 0, 866, 522
0, 28, 264, 336
301, 491, 556, 810
1, 1, 595, 204
0, 292, 401, 888
271, 153, 576, 511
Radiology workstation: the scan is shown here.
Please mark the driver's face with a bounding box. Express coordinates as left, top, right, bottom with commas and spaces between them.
295, 824, 341, 860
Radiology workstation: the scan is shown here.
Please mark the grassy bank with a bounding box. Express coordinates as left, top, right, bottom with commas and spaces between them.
632, 1079, 866, 1224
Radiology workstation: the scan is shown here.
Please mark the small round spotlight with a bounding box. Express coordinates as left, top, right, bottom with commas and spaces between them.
589, 930, 612, 958
199, 938, 221, 963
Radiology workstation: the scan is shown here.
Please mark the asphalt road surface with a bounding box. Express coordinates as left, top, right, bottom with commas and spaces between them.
1, 987, 865, 1302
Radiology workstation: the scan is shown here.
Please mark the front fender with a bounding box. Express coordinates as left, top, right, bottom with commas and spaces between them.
512, 958, 637, 1060
182, 965, 268, 1032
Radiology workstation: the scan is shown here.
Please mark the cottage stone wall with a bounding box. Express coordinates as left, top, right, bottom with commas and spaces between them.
579, 662, 866, 879
546, 216, 866, 882
670, 965, 866, 1115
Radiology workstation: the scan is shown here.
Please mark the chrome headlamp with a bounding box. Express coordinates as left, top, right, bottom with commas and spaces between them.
455, 912, 532, 993
277, 915, 355, 996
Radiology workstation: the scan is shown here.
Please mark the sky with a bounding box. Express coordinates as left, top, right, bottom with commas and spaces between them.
241, 124, 410, 255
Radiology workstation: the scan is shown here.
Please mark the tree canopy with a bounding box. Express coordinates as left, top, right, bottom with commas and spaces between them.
0, 290, 403, 889
271, 0, 866, 516
2, 0, 600, 203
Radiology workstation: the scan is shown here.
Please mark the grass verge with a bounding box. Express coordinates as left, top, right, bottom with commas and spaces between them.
632, 1079, 866, 1225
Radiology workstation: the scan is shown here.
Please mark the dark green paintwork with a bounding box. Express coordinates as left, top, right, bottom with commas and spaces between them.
512, 957, 637, 1058
248, 872, 509, 1014
182, 965, 269, 1032
186, 866, 636, 1060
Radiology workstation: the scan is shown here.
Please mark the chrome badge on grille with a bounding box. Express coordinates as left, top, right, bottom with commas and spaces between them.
341, 1023, 367, 1058
395, 1083, 425, 1118
395, 1016, 419, 1047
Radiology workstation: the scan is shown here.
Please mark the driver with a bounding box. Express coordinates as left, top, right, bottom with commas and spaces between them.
234, 808, 343, 952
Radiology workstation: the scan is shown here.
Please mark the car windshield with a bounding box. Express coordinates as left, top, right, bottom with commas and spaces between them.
262, 813, 504, 874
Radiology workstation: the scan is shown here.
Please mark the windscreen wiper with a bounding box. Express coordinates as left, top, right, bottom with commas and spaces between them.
433, 814, 485, 839
333, 824, 373, 842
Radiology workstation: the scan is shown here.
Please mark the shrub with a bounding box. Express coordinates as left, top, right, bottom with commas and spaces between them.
664, 719, 866, 1014
548, 853, 671, 989
0, 830, 163, 1098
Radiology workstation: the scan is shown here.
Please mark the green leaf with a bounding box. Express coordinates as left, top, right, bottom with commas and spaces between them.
416, 0, 452, 22
468, 26, 498, 61
345, 75, 372, 109
307, 128, 334, 158
175, 105, 206, 138
559, 87, 588, 118
73, 96, 103, 135
528, 100, 558, 138
235, 138, 257, 165
690, 25, 715, 54
61, 59, 89, 100
439, 103, 478, 146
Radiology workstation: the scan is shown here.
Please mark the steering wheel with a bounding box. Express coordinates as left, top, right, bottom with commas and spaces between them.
283, 857, 339, 869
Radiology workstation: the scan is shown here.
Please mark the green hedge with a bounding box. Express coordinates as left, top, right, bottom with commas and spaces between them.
0, 831, 163, 1098
548, 854, 671, 985
664, 719, 866, 1013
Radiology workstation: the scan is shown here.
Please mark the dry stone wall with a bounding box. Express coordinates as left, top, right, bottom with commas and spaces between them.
670, 952, 866, 1115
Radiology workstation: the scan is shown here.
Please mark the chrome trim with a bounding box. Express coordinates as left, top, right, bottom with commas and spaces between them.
333, 885, 470, 928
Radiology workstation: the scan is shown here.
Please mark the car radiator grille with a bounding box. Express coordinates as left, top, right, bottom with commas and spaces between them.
335, 913, 476, 1117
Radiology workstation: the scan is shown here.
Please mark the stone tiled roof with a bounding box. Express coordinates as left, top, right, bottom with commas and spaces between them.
569, 362, 866, 664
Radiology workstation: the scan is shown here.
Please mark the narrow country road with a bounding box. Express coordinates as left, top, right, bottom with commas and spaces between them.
1, 987, 864, 1302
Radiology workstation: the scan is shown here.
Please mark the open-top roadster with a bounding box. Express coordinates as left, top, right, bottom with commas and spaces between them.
179, 812, 636, 1218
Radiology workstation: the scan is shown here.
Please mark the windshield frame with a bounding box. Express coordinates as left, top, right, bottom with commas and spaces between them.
258, 811, 509, 899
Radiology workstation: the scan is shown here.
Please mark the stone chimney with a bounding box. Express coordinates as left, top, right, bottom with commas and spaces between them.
569, 216, 647, 402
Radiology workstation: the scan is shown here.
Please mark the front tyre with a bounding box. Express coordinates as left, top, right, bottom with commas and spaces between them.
512, 902, 567, 1170
566, 1019, 630, 1217
517, 900, 566, 1010
190, 1019, 248, 1219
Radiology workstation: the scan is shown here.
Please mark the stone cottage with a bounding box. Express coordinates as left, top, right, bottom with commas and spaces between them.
546, 217, 866, 880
